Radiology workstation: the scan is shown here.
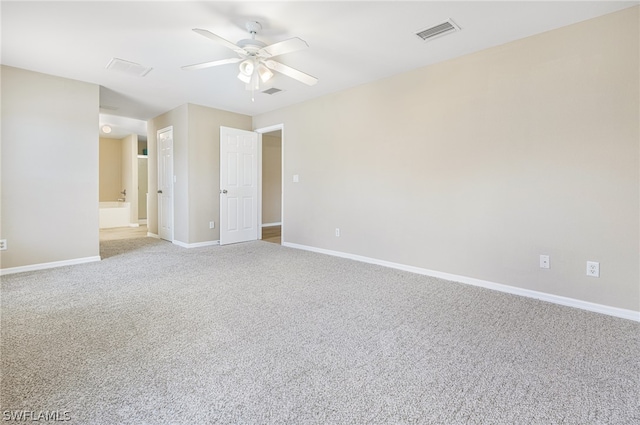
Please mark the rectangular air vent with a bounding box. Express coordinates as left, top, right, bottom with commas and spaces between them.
262, 87, 283, 95
105, 58, 153, 77
415, 19, 460, 42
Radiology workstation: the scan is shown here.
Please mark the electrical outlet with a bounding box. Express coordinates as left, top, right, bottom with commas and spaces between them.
540, 255, 550, 269
209, 221, 215, 229
0, 239, 6, 250
335, 228, 340, 237
586, 261, 600, 277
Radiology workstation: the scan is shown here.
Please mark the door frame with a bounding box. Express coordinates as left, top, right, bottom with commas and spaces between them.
254, 124, 284, 243
157, 126, 174, 242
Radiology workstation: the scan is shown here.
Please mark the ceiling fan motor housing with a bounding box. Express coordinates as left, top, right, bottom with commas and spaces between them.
237, 39, 266, 55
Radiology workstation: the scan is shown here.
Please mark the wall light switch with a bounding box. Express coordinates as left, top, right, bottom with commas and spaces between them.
293, 174, 299, 183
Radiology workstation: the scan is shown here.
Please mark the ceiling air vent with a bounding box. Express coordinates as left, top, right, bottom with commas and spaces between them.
262, 87, 283, 95
415, 19, 460, 42
105, 58, 153, 77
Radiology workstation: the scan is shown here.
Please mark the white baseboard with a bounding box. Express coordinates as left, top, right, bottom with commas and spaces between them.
139, 219, 148, 225
172, 240, 220, 249
0, 256, 101, 276
282, 242, 640, 322
147, 233, 160, 239
261, 222, 282, 228
129, 223, 140, 228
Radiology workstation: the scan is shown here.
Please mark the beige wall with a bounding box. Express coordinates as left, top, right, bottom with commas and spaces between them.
99, 138, 122, 201
186, 104, 252, 244
121, 134, 138, 225
253, 7, 640, 311
138, 157, 148, 220
147, 104, 251, 244
262, 133, 282, 225
1, 66, 100, 269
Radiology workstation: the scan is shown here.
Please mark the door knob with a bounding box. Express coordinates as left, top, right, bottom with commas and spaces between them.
157, 190, 163, 194
221, 189, 228, 194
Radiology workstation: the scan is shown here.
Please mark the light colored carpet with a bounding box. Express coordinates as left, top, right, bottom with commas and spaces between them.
1, 238, 639, 424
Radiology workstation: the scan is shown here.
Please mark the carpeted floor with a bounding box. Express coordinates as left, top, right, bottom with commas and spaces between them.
1, 238, 639, 424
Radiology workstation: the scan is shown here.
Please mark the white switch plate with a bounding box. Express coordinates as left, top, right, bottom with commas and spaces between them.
335, 228, 340, 237
540, 255, 550, 269
293, 174, 299, 183
586, 261, 600, 277
209, 221, 215, 229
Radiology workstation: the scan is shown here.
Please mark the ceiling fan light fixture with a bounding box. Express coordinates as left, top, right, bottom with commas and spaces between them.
237, 72, 251, 84
239, 59, 255, 77
257, 63, 273, 82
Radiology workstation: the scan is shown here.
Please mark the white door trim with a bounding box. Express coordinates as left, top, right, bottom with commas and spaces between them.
157, 126, 174, 242
254, 124, 284, 244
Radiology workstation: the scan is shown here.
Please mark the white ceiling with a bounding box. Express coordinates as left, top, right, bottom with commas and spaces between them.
2, 1, 637, 130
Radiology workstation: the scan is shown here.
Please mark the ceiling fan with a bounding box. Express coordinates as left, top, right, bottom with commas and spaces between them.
182, 21, 318, 95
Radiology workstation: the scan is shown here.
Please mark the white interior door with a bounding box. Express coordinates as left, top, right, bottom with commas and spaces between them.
158, 127, 173, 241
220, 126, 258, 245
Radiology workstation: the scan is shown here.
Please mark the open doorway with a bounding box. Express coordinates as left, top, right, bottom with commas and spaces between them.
260, 129, 282, 245
98, 114, 148, 242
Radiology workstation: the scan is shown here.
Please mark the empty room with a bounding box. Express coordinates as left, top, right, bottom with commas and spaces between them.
1, 1, 639, 424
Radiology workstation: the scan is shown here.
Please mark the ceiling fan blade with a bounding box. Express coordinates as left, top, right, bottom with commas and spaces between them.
192, 28, 244, 53
264, 60, 318, 86
182, 57, 242, 71
258, 37, 309, 58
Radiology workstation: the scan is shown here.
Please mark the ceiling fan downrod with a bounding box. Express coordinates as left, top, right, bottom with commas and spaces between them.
246, 21, 261, 40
